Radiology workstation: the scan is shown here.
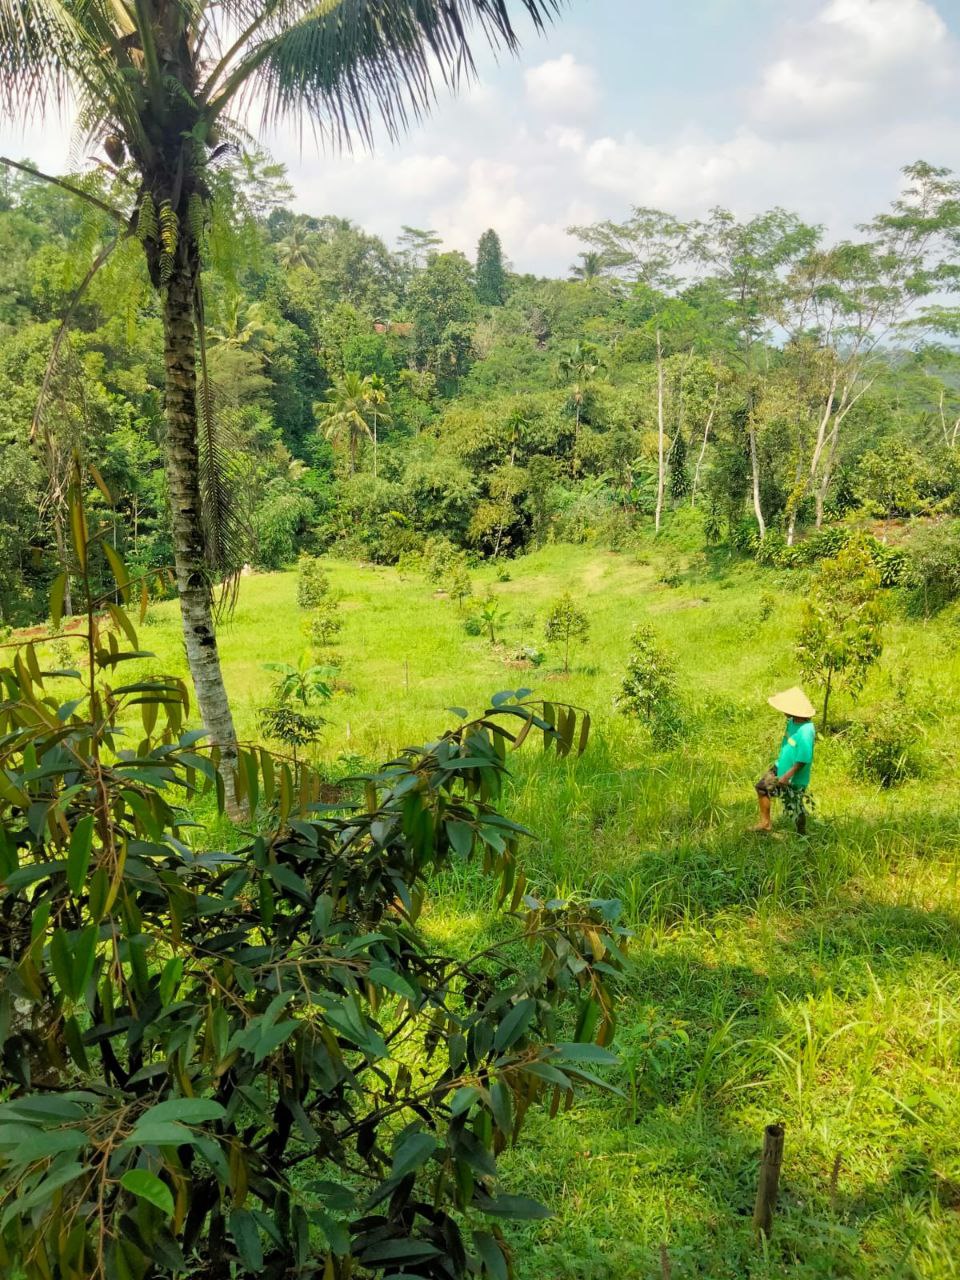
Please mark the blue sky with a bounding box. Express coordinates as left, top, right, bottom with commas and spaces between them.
4, 0, 960, 273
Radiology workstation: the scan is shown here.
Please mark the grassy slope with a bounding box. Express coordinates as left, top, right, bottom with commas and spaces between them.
141, 542, 960, 1279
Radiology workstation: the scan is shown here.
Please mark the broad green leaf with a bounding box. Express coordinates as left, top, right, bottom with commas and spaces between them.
361, 1239, 442, 1264
7, 1128, 86, 1164
492, 998, 535, 1054
120, 1169, 174, 1217
488, 1080, 513, 1136
253, 1019, 300, 1065
445, 819, 473, 858
49, 928, 74, 999
103, 544, 131, 602
551, 1042, 618, 1065
137, 1098, 225, 1126
474, 1231, 509, 1280
0, 1096, 89, 1122
122, 1121, 196, 1147
3, 860, 67, 892
474, 1193, 551, 1220
449, 1086, 480, 1116
367, 966, 418, 1002
71, 924, 98, 1000
391, 1131, 437, 1179
230, 1208, 264, 1269
158, 956, 183, 1006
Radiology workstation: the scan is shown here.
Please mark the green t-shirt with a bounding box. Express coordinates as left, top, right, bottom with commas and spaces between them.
775, 718, 816, 789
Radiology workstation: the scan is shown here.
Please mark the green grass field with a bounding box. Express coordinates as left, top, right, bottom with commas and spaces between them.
140, 542, 960, 1279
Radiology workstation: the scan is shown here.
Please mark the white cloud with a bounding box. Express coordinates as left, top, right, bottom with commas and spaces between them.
753, 0, 957, 132
524, 53, 599, 118
582, 130, 779, 208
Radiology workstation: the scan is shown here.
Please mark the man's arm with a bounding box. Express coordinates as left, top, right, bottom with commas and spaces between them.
776, 762, 802, 786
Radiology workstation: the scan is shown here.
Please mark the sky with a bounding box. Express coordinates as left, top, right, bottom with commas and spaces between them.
3, 0, 960, 275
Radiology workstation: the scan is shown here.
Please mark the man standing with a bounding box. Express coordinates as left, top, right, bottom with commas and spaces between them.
754, 687, 817, 834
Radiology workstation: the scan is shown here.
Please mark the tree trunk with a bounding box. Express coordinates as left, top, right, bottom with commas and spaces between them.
655, 329, 665, 534
691, 382, 719, 510
162, 259, 240, 814
786, 454, 805, 547
814, 421, 841, 530
749, 425, 765, 541
822, 669, 833, 734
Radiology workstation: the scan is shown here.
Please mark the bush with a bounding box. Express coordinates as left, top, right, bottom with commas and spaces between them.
617, 623, 684, 741
444, 556, 473, 610
849, 704, 926, 787
421, 534, 460, 583
305, 595, 344, 649
296, 553, 329, 608
656, 555, 684, 587
796, 539, 885, 731
867, 540, 907, 588
903, 520, 960, 614
544, 593, 590, 673
754, 530, 789, 567
258, 660, 333, 763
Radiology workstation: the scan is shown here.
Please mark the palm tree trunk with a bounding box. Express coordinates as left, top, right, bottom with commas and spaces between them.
163, 259, 240, 813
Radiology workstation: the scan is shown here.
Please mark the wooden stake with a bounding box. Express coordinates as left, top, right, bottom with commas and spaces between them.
829, 1151, 842, 1209
659, 1242, 672, 1279
753, 1122, 785, 1239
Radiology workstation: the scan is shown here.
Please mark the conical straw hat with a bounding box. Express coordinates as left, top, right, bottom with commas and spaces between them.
767, 686, 816, 719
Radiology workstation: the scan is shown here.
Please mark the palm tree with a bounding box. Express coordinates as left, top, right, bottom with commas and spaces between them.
276, 221, 318, 272
0, 0, 559, 795
317, 372, 374, 474
557, 339, 601, 468
208, 294, 269, 350
569, 250, 604, 283
361, 372, 391, 478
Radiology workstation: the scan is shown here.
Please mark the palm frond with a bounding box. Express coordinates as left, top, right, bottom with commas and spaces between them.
0, 0, 153, 157
210, 0, 560, 146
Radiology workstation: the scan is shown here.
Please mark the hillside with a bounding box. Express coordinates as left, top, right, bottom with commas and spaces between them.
131, 541, 960, 1279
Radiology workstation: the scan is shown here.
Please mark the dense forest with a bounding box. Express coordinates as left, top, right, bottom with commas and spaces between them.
3, 155, 960, 629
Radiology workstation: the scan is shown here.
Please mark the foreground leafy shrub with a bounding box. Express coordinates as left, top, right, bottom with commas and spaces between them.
848, 704, 926, 788
0, 488, 627, 1280
617, 624, 684, 741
